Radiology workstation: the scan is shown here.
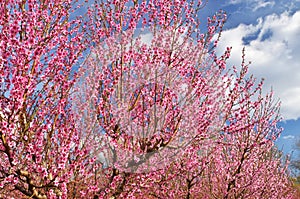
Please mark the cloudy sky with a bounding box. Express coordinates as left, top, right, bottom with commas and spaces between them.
201, 0, 300, 158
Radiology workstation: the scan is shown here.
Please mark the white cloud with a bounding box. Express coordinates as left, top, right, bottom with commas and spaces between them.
253, 0, 275, 11
228, 0, 243, 4
282, 135, 295, 139
216, 10, 300, 120
228, 0, 275, 11
225, 0, 276, 12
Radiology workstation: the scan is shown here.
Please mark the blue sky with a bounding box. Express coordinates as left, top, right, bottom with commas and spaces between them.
201, 0, 300, 159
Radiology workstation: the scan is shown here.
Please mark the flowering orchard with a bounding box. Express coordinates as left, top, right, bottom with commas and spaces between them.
0, 0, 295, 198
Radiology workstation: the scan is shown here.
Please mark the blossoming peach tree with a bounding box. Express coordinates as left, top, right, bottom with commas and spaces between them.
0, 0, 295, 198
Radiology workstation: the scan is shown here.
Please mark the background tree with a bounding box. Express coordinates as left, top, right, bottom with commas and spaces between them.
288, 139, 300, 198
291, 139, 300, 182
291, 140, 300, 171
0, 0, 296, 198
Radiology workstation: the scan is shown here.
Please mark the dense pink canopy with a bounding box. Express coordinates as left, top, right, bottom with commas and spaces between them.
0, 0, 295, 198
